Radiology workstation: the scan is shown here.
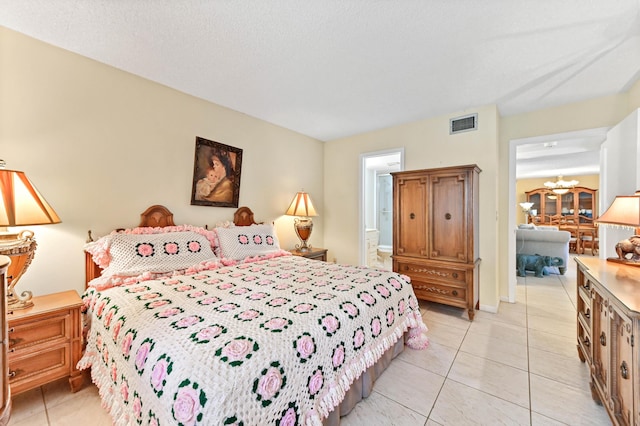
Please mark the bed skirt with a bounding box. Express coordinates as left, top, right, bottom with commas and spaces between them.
323, 334, 405, 425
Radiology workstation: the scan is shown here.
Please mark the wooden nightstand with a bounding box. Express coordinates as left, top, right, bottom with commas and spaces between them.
7, 290, 84, 395
289, 247, 328, 261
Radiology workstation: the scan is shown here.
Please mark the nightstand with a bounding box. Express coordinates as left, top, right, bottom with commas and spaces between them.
289, 247, 328, 261
7, 290, 84, 395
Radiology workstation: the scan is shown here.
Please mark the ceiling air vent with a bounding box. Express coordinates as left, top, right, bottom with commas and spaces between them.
449, 113, 478, 134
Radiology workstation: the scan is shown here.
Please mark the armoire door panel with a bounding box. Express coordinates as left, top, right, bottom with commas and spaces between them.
429, 173, 467, 262
395, 177, 427, 257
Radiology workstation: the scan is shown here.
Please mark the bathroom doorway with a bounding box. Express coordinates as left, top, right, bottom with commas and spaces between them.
359, 148, 404, 269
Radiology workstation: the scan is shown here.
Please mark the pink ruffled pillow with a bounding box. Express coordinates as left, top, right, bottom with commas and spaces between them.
215, 223, 283, 260
85, 225, 218, 279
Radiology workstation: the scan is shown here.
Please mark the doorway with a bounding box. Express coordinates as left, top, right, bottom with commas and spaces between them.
359, 148, 404, 268
508, 127, 607, 302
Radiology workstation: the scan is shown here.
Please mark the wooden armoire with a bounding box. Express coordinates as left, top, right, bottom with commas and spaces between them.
392, 164, 480, 320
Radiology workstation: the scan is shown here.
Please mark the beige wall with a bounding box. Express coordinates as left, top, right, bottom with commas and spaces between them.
324, 105, 502, 310
0, 28, 324, 297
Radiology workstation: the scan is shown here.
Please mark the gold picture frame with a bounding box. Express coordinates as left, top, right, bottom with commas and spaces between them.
190, 137, 243, 208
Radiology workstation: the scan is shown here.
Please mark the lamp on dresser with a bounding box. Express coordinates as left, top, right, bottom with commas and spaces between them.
0, 162, 61, 309
595, 190, 640, 265
285, 191, 318, 252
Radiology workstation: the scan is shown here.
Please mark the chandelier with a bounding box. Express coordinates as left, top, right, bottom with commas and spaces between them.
544, 176, 579, 195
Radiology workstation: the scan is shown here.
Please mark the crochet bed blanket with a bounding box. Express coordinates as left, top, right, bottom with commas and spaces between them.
79, 255, 428, 425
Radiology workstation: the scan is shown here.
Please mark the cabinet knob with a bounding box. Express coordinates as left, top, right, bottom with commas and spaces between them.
600, 331, 606, 347
621, 361, 629, 380
452, 290, 458, 296
8, 371, 16, 378
409, 213, 415, 219
584, 337, 590, 347
445, 213, 452, 220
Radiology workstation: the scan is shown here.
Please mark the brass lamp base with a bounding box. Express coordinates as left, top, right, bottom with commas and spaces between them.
294, 217, 313, 252
0, 230, 36, 310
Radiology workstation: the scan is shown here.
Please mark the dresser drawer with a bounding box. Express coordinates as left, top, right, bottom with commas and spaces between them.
396, 261, 468, 286
9, 310, 71, 351
9, 344, 70, 394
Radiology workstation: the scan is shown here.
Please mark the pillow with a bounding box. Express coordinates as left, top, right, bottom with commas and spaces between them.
85, 227, 217, 278
215, 223, 282, 260
518, 224, 536, 230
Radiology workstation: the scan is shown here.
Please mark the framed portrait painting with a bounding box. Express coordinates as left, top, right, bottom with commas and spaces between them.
190, 137, 243, 208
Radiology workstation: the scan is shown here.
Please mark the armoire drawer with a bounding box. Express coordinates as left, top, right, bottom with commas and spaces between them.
410, 279, 467, 304
396, 261, 467, 285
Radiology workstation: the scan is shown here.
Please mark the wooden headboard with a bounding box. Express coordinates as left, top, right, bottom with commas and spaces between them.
85, 205, 258, 288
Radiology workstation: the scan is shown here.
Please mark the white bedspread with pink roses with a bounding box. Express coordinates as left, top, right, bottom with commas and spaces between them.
78, 254, 428, 426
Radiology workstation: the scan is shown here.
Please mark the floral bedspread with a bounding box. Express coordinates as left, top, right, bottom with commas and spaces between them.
79, 254, 428, 426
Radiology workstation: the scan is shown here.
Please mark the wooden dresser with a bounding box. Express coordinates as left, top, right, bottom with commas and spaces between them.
7, 290, 83, 395
392, 165, 481, 320
576, 257, 640, 425
0, 256, 11, 426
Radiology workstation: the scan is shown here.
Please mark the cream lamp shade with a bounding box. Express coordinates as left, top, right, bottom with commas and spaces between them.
0, 170, 61, 226
596, 191, 640, 264
519, 202, 534, 212
286, 191, 318, 252
596, 192, 640, 229
285, 191, 318, 217
0, 167, 61, 309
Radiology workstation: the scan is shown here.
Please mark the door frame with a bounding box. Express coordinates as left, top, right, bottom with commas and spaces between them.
359, 148, 405, 266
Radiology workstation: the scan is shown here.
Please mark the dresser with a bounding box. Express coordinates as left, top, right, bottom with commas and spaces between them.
392, 165, 481, 320
0, 256, 11, 426
576, 257, 640, 425
7, 290, 84, 395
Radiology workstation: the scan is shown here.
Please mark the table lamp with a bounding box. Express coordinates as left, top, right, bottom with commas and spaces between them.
285, 191, 318, 252
519, 202, 534, 223
596, 191, 640, 265
0, 164, 61, 309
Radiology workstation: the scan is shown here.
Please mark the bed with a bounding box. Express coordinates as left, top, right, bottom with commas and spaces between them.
79, 205, 428, 425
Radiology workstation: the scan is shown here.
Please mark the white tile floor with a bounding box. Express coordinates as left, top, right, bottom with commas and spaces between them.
8, 257, 610, 425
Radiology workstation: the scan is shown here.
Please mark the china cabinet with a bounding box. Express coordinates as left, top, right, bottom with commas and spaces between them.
525, 186, 597, 224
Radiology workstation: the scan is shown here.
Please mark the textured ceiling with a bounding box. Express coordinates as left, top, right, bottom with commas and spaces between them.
2, 1, 639, 180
